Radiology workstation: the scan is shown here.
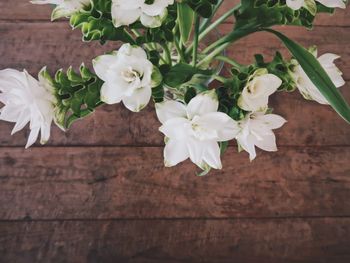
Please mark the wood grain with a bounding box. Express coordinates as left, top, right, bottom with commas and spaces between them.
0, 23, 349, 147
0, 218, 349, 263
0, 147, 349, 220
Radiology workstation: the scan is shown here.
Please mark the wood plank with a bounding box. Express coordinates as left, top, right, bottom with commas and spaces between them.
0, 147, 349, 220
1, 0, 349, 26
0, 218, 349, 262
0, 23, 349, 147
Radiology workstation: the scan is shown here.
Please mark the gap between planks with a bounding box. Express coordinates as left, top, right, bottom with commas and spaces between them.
2, 215, 350, 223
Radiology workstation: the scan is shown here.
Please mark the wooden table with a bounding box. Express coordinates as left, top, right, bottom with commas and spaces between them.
0, 1, 350, 262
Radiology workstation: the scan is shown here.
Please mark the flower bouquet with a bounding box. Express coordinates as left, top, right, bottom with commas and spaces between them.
0, 0, 349, 175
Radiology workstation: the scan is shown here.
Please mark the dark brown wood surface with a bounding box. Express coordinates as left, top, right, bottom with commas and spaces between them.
0, 1, 350, 262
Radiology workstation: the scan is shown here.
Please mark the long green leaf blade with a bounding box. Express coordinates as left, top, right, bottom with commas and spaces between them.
177, 3, 194, 46
264, 28, 350, 124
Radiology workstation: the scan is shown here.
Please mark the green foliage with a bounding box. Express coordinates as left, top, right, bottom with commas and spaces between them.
164, 63, 212, 89
70, 0, 134, 44
50, 64, 104, 129
183, 0, 219, 18
234, 0, 336, 30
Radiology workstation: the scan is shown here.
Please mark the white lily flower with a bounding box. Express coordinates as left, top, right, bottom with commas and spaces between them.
93, 44, 157, 112
292, 53, 345, 105
236, 112, 287, 161
238, 69, 282, 112
286, 0, 346, 11
0, 68, 56, 148
31, 0, 91, 20
111, 0, 174, 28
156, 90, 240, 170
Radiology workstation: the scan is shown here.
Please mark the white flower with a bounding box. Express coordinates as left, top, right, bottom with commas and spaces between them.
93, 44, 157, 112
236, 112, 287, 161
0, 68, 56, 148
292, 53, 345, 105
286, 0, 345, 12
111, 0, 174, 28
31, 0, 91, 20
238, 69, 282, 112
156, 90, 240, 170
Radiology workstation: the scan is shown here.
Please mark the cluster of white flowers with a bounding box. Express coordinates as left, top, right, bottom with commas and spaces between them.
31, 0, 174, 28
236, 69, 287, 161
0, 68, 57, 148
286, 0, 345, 11
2, 0, 346, 173
0, 43, 345, 171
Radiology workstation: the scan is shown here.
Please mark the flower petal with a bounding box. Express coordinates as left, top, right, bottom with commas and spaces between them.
140, 14, 159, 28
164, 139, 189, 167
286, 0, 305, 10
253, 133, 277, 152
237, 134, 257, 161
202, 141, 222, 170
187, 90, 218, 119
40, 122, 52, 145
118, 44, 148, 60
187, 137, 205, 167
259, 114, 287, 130
155, 100, 187, 124
11, 110, 30, 135
111, 4, 141, 27
92, 53, 118, 81
194, 112, 240, 141
316, 0, 346, 8
25, 127, 40, 149
100, 82, 124, 105
318, 53, 345, 88
159, 117, 190, 140
122, 86, 152, 112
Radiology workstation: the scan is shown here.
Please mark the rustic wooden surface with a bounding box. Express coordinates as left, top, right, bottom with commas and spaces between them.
0, 1, 350, 262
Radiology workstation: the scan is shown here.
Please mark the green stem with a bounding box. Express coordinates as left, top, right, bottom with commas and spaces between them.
215, 55, 243, 69
197, 25, 260, 67
186, 4, 241, 55
213, 75, 228, 83
197, 42, 230, 67
192, 14, 200, 66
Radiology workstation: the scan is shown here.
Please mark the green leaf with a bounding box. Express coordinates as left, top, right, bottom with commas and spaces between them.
177, 3, 194, 45
164, 63, 211, 89
304, 0, 317, 16
264, 28, 350, 123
